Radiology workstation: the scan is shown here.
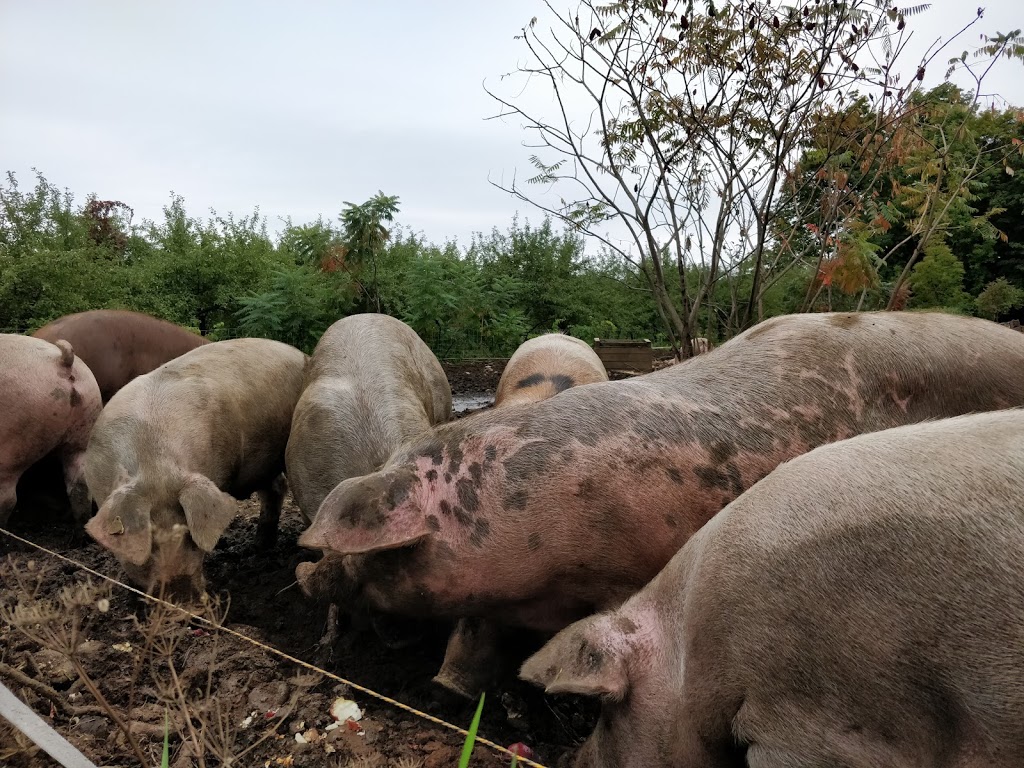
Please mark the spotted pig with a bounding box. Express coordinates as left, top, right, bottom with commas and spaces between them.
298, 311, 1024, 692
493, 333, 608, 408
522, 409, 1024, 768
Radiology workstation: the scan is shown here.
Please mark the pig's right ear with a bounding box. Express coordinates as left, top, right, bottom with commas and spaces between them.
84, 484, 153, 566
519, 615, 630, 701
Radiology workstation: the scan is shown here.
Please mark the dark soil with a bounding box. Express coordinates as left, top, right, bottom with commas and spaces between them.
0, 361, 614, 768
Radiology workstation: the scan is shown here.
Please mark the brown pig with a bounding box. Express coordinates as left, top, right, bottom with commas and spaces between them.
33, 310, 209, 403
83, 338, 306, 595
297, 311, 1024, 694
0, 335, 102, 526
493, 333, 608, 408
289, 314, 451, 638
521, 408, 1024, 768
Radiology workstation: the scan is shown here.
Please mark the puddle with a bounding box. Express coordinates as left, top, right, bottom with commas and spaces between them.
453, 392, 494, 415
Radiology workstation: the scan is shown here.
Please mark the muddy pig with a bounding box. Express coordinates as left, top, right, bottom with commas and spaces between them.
33, 309, 209, 403
289, 314, 451, 643
287, 313, 452, 524
493, 333, 608, 408
298, 311, 1024, 696
0, 335, 102, 526
437, 332, 607, 695
521, 408, 1024, 768
83, 338, 306, 595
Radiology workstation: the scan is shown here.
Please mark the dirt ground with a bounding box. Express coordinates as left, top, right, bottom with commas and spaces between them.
0, 359, 651, 768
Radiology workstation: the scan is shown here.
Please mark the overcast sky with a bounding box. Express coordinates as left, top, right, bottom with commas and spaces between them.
2, 1, 1022, 249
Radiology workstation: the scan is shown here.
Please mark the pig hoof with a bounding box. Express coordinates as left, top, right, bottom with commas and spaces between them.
431, 671, 482, 701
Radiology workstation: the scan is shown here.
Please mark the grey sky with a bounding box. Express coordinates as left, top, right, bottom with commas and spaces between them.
2, 1, 1022, 248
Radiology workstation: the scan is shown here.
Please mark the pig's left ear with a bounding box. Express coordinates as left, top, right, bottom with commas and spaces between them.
519, 614, 630, 701
179, 474, 237, 552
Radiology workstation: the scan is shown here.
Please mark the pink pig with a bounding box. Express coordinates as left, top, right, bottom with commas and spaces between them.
0, 334, 102, 526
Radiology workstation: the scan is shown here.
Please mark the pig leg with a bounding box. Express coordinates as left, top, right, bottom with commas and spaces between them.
0, 473, 18, 528
255, 473, 287, 550
433, 617, 505, 699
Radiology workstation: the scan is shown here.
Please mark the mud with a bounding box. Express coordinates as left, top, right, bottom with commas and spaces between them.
0, 361, 603, 767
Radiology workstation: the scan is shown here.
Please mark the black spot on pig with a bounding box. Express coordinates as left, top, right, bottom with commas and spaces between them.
709, 441, 737, 464
385, 469, 415, 509
665, 466, 685, 485
69, 388, 82, 407
48, 387, 65, 402
550, 374, 575, 392
423, 440, 444, 466
453, 506, 473, 526
456, 478, 480, 513
426, 469, 438, 482
447, 442, 464, 476
470, 518, 491, 546
484, 445, 497, 463
506, 489, 529, 510
468, 462, 483, 486
665, 514, 678, 528
439, 500, 453, 517
426, 515, 441, 532
444, 472, 452, 484
527, 532, 542, 552
515, 373, 546, 390
694, 463, 744, 496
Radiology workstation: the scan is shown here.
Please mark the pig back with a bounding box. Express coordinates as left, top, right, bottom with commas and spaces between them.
90, 338, 306, 498
0, 334, 103, 470
671, 409, 1024, 757
33, 310, 208, 402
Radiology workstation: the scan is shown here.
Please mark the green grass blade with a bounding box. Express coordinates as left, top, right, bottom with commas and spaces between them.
458, 692, 486, 768
160, 710, 170, 768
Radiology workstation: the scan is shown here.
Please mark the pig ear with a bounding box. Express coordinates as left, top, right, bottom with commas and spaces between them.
85, 484, 153, 567
179, 474, 237, 553
308, 470, 430, 555
519, 615, 630, 701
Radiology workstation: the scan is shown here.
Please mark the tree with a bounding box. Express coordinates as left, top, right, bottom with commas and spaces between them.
488, 0, 1017, 353
338, 192, 400, 312
975, 277, 1024, 320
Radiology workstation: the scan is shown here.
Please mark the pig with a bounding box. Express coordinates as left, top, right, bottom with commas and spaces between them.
297, 311, 1024, 698
83, 338, 306, 595
436, 332, 607, 695
33, 310, 209, 403
0, 335, 103, 526
286, 313, 452, 524
520, 408, 1024, 768
287, 314, 451, 649
493, 333, 608, 408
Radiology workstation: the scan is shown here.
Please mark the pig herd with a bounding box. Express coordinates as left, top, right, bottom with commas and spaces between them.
3, 307, 1024, 767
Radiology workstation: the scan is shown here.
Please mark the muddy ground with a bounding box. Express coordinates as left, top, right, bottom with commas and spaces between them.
0, 359, 659, 768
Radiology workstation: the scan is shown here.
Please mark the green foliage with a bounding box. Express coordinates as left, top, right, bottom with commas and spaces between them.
458, 692, 485, 768
976, 277, 1024, 319
0, 169, 668, 357
907, 242, 969, 309
234, 266, 354, 353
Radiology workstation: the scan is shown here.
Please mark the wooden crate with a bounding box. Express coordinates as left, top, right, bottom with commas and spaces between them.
593, 338, 654, 372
